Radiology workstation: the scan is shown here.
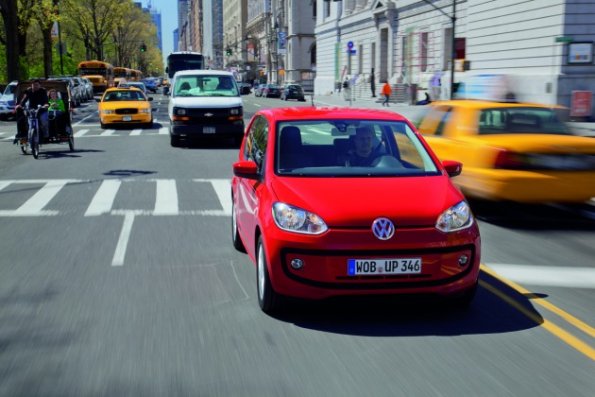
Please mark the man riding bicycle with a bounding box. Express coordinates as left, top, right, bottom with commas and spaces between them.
14, 79, 49, 143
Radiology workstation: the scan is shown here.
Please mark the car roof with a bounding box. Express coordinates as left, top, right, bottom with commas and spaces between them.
105, 87, 142, 92
257, 107, 410, 122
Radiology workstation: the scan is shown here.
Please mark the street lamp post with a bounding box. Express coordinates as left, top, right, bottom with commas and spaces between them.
422, 0, 457, 99
53, 0, 64, 74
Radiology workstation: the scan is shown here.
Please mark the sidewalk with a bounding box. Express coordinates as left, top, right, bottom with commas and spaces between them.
309, 92, 595, 137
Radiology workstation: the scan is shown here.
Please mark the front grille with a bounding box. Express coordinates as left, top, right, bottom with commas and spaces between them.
116, 108, 138, 115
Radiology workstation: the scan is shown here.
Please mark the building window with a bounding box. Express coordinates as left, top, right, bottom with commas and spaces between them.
324, 0, 330, 18
313, 0, 317, 18
420, 32, 428, 72
455, 38, 466, 59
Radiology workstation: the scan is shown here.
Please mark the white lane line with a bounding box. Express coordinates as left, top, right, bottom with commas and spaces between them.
488, 264, 595, 289
73, 112, 95, 125
85, 180, 122, 216
194, 179, 231, 215
159, 127, 168, 135
153, 118, 158, 124
13, 180, 72, 216
112, 212, 135, 266
130, 129, 142, 136
74, 129, 89, 137
100, 129, 115, 136
153, 179, 178, 215
0, 181, 11, 192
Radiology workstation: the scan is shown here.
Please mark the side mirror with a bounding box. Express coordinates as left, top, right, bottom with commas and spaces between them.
233, 160, 259, 180
148, 97, 154, 101
95, 98, 101, 102
442, 160, 462, 177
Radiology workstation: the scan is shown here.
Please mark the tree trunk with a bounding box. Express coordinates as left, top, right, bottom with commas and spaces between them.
0, 0, 21, 81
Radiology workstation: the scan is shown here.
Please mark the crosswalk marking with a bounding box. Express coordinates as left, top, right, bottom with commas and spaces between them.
130, 129, 142, 136
7, 180, 75, 216
74, 129, 89, 137
159, 127, 168, 135
153, 179, 178, 215
84, 179, 122, 217
100, 129, 115, 136
0, 179, 231, 217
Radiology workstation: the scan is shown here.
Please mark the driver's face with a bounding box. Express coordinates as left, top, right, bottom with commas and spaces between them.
32, 82, 41, 91
354, 131, 374, 157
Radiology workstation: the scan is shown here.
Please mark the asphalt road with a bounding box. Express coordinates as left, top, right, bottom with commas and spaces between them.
0, 92, 593, 397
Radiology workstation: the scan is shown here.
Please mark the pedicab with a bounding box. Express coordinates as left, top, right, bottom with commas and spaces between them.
14, 79, 75, 159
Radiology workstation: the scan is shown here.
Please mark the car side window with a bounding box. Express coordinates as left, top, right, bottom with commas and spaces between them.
418, 106, 452, 136
244, 116, 268, 172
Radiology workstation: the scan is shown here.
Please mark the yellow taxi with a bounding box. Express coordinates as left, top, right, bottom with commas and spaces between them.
97, 87, 153, 128
416, 100, 595, 203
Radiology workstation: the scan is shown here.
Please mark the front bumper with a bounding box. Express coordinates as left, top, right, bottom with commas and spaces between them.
170, 120, 244, 138
262, 225, 481, 300
101, 113, 152, 125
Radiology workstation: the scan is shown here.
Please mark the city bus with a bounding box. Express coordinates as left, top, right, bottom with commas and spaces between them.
165, 52, 204, 78
114, 67, 132, 86
130, 69, 144, 82
78, 60, 114, 93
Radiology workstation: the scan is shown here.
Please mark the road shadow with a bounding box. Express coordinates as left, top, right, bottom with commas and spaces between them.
271, 270, 544, 337
469, 199, 595, 231
176, 137, 241, 150
35, 148, 105, 159
103, 169, 157, 177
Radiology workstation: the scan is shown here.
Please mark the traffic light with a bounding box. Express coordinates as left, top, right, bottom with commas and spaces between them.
140, 43, 147, 52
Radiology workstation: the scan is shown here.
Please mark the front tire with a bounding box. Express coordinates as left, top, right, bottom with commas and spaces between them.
30, 129, 39, 159
257, 236, 282, 313
68, 135, 75, 151
231, 200, 246, 252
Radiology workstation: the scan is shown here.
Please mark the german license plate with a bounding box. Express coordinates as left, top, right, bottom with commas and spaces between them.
123, 116, 132, 122
203, 126, 216, 134
348, 258, 422, 276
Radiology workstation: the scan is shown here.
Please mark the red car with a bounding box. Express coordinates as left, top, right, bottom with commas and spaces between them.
231, 107, 481, 313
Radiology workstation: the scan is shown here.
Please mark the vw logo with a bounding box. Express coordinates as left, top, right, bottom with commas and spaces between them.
372, 218, 395, 240
204, 113, 214, 117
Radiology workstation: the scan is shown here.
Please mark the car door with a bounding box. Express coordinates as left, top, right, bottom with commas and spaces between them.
236, 115, 269, 256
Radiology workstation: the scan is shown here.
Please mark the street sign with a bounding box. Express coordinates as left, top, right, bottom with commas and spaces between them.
555, 36, 573, 43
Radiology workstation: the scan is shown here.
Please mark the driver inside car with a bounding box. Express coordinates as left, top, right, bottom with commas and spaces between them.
343, 126, 385, 167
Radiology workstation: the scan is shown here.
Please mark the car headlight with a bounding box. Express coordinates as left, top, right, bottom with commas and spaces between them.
102, 109, 114, 115
140, 108, 151, 113
175, 108, 186, 115
230, 107, 242, 115
436, 201, 473, 232
272, 202, 328, 235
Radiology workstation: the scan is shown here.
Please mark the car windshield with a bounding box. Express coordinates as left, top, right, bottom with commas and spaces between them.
275, 120, 439, 176
103, 90, 147, 101
174, 75, 238, 97
478, 107, 572, 135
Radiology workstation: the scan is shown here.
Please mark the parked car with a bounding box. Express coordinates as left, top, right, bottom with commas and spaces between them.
72, 76, 90, 101
254, 83, 267, 97
416, 100, 595, 203
80, 77, 95, 100
280, 83, 306, 101
231, 107, 480, 313
142, 78, 158, 93
48, 76, 82, 107
97, 86, 153, 128
0, 80, 17, 120
261, 84, 282, 98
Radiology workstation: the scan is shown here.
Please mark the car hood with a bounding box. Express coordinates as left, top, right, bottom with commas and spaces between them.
0, 94, 14, 103
270, 176, 462, 227
470, 134, 595, 154
170, 97, 242, 108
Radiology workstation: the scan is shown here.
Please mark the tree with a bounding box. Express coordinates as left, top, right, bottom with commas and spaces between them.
33, 0, 60, 77
0, 0, 21, 80
62, 0, 123, 61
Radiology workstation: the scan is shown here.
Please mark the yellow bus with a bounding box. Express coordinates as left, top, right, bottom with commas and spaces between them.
78, 60, 114, 93
114, 67, 132, 86
130, 69, 144, 82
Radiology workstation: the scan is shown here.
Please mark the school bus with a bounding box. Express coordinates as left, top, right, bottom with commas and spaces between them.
130, 69, 144, 82
114, 67, 132, 86
78, 60, 114, 93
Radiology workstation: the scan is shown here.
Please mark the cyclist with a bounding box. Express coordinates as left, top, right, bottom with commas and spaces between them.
14, 79, 49, 143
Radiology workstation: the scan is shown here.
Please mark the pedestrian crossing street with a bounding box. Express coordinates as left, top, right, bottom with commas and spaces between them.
0, 178, 231, 217
0, 125, 170, 140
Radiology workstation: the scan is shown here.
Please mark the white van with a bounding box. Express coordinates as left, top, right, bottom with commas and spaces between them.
167, 70, 244, 147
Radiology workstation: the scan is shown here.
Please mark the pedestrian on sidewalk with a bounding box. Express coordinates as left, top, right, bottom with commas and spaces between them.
381, 81, 392, 107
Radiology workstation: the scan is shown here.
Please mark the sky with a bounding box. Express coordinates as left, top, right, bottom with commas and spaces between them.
140, 0, 177, 66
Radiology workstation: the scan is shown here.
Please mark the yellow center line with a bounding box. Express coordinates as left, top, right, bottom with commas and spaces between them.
480, 264, 595, 361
